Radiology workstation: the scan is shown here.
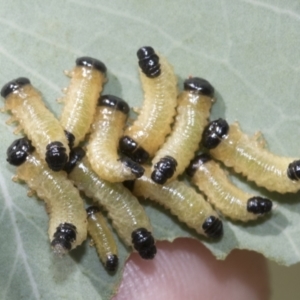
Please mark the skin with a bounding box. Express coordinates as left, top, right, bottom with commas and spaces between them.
113, 238, 270, 300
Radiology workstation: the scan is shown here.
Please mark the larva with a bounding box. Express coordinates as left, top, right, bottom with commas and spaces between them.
127, 167, 223, 238
86, 206, 119, 272
151, 77, 215, 184
186, 154, 273, 221
6, 138, 87, 255
59, 57, 107, 147
119, 46, 178, 164
65, 147, 156, 259
202, 118, 300, 193
1, 78, 69, 171
86, 94, 144, 182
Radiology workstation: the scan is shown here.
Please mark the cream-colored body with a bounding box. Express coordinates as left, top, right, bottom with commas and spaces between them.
4, 84, 69, 161
87, 106, 137, 182
68, 157, 152, 247
133, 167, 218, 236
87, 209, 118, 268
210, 122, 300, 193
60, 65, 106, 146
15, 153, 87, 253
191, 159, 268, 221
124, 55, 178, 157
151, 91, 212, 182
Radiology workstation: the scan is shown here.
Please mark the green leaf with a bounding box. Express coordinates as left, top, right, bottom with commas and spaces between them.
1, 0, 300, 299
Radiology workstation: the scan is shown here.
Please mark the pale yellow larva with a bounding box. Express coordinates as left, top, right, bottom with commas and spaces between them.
65, 147, 156, 259
6, 138, 87, 255
86, 95, 144, 182
86, 206, 119, 272
119, 46, 178, 164
1, 78, 69, 171
151, 77, 214, 184
59, 57, 107, 147
202, 118, 300, 194
130, 167, 223, 238
186, 154, 273, 221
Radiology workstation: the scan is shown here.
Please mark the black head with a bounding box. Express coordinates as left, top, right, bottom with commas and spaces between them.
64, 147, 86, 174
6, 137, 35, 166
186, 153, 212, 177
45, 141, 68, 172
51, 223, 77, 253
202, 118, 229, 149
1, 77, 31, 98
247, 197, 273, 215
86, 205, 100, 217
137, 46, 161, 78
105, 254, 119, 272
151, 156, 177, 184
184, 77, 215, 98
76, 57, 107, 74
287, 160, 300, 181
202, 216, 223, 239
121, 157, 145, 178
98, 95, 129, 114
119, 136, 149, 164
131, 228, 157, 259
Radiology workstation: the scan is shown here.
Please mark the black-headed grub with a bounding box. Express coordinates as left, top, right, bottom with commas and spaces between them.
187, 153, 273, 221
119, 46, 178, 164
202, 118, 300, 193
1, 78, 69, 171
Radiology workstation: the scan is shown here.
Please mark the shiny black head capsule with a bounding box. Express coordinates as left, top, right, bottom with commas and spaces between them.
202, 216, 223, 239
6, 137, 35, 166
64, 147, 86, 174
184, 77, 215, 98
76, 57, 107, 74
247, 197, 273, 215
105, 254, 119, 272
45, 141, 68, 171
51, 223, 77, 252
287, 160, 300, 181
121, 157, 145, 178
1, 77, 31, 98
86, 205, 100, 217
137, 46, 161, 78
98, 95, 130, 114
119, 136, 149, 164
151, 156, 178, 184
202, 118, 229, 149
131, 228, 157, 259
186, 153, 212, 177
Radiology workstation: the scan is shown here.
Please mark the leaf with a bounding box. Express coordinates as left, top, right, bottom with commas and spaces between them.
0, 0, 300, 299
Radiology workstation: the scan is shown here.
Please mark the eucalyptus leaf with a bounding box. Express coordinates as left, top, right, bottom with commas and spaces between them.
1, 0, 300, 299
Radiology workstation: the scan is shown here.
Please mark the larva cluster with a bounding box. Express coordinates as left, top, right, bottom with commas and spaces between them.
4, 46, 292, 275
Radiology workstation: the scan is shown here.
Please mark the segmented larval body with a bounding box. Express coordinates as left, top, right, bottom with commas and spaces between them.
67, 154, 156, 259
86, 95, 144, 182
203, 119, 300, 194
120, 47, 178, 163
60, 57, 107, 146
86, 206, 118, 272
151, 77, 214, 184
1, 78, 69, 171
187, 154, 272, 221
15, 153, 87, 254
132, 167, 223, 238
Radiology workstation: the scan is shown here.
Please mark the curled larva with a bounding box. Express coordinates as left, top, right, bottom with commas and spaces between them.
1, 78, 69, 171
59, 57, 107, 147
86, 206, 119, 272
86, 95, 144, 182
202, 118, 300, 194
119, 46, 178, 164
128, 167, 223, 238
186, 154, 273, 221
151, 77, 215, 184
6, 138, 87, 255
65, 147, 156, 259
